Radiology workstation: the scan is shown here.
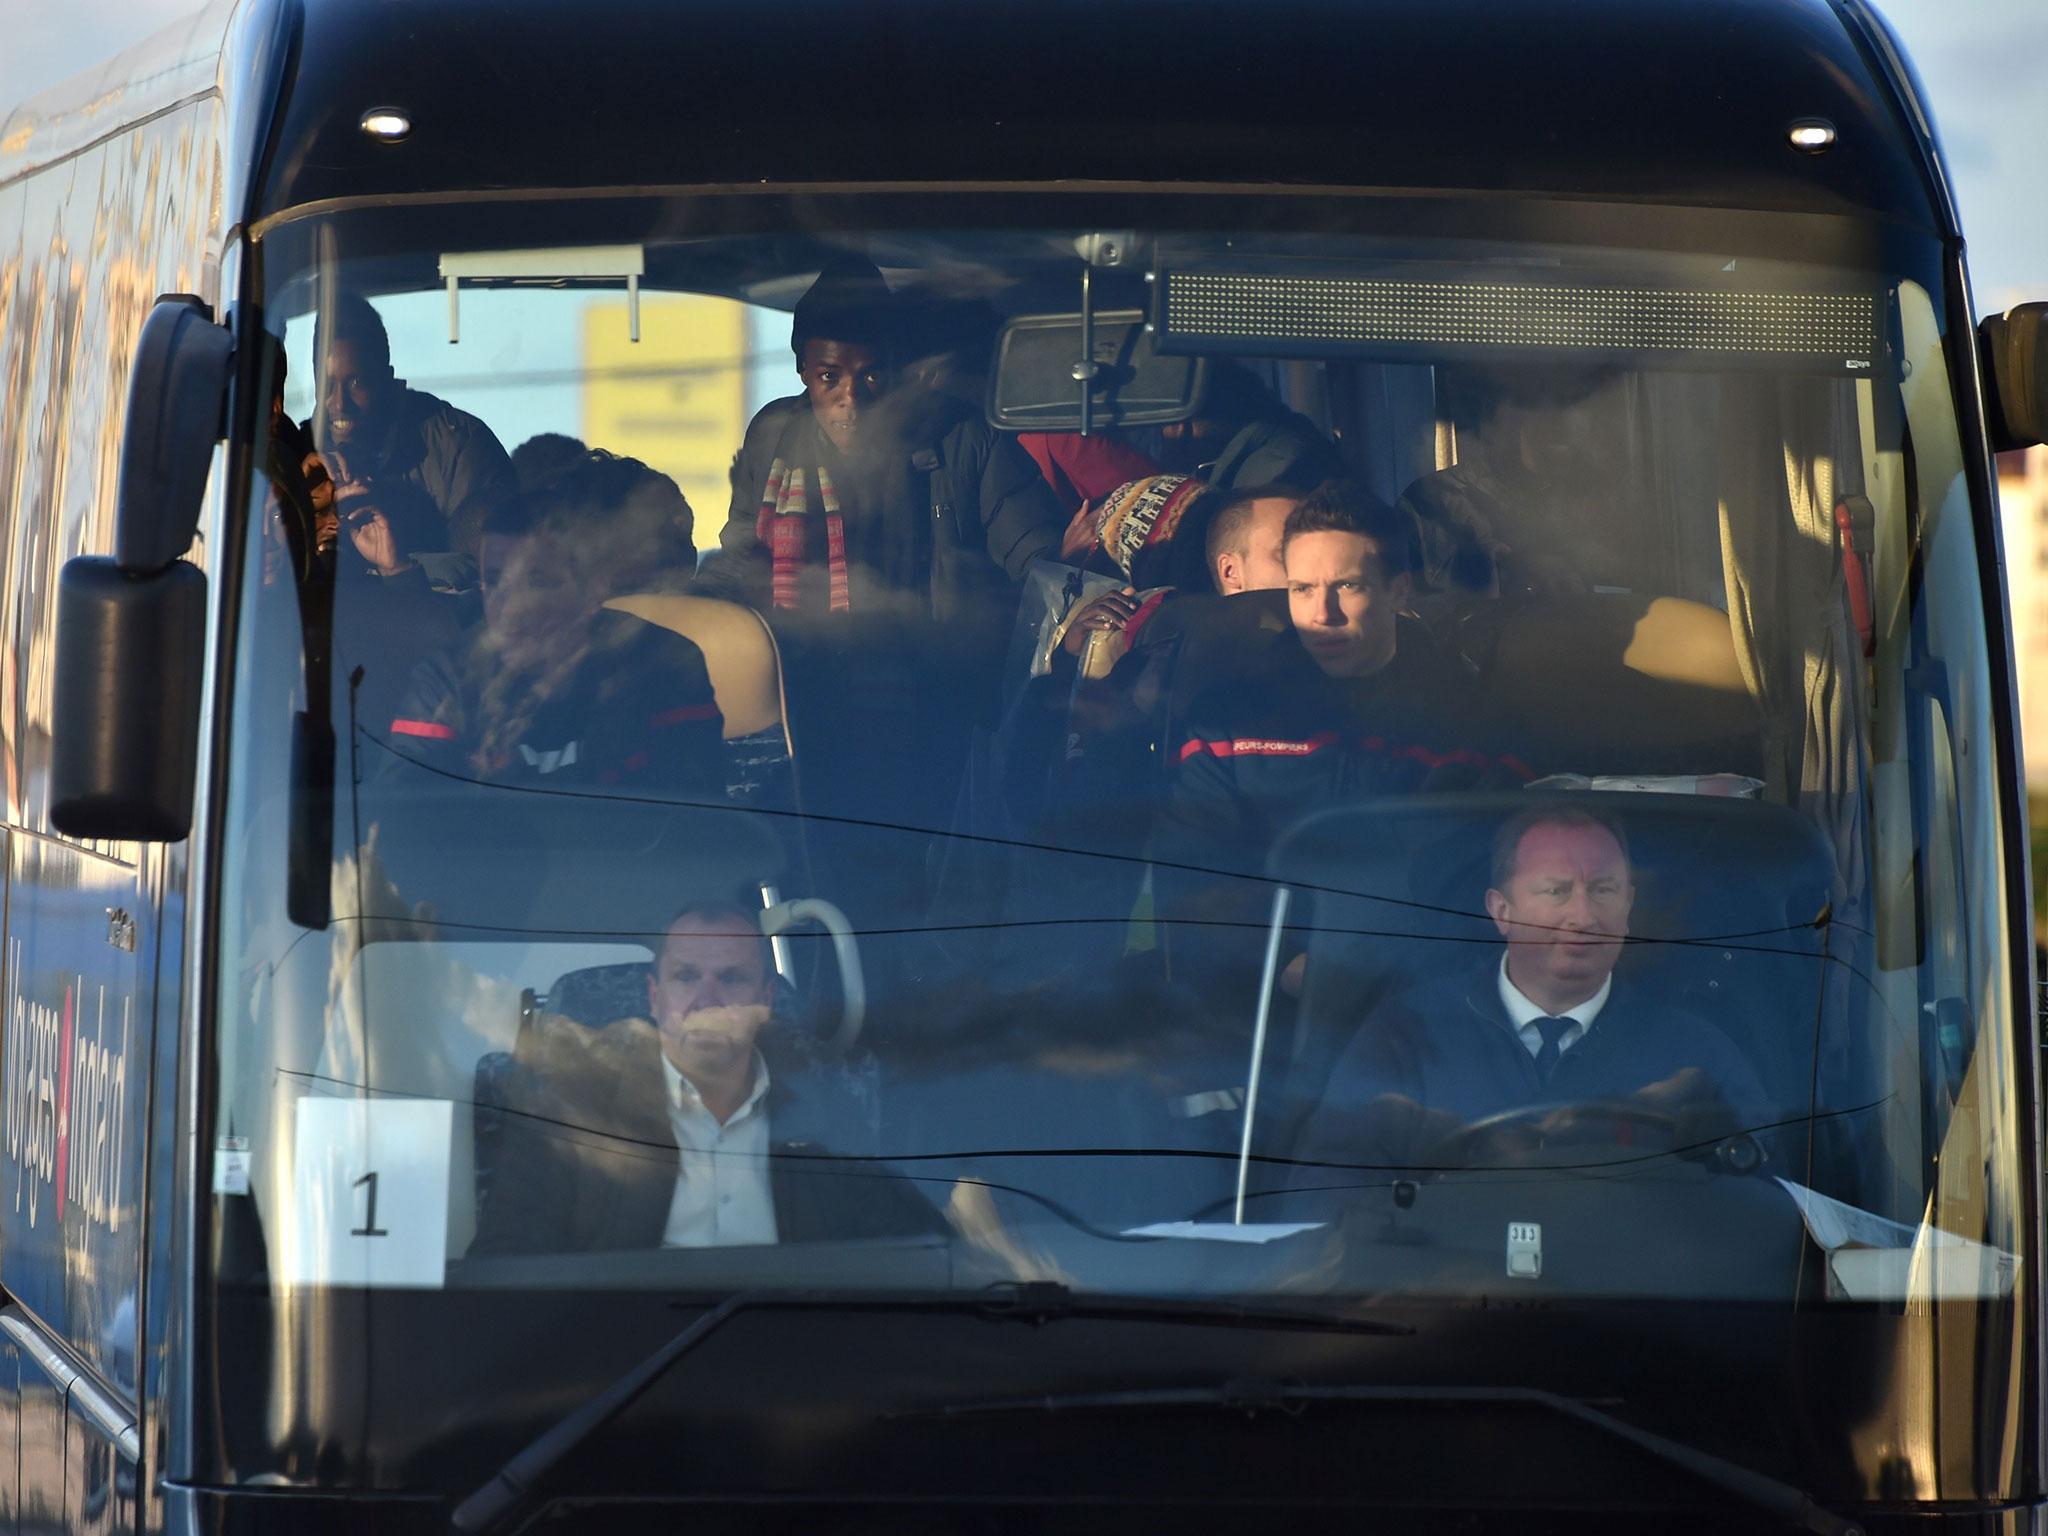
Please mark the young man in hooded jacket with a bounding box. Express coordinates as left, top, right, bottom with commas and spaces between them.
703, 253, 1064, 625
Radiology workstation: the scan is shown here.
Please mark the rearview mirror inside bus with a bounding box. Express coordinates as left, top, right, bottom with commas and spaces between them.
987, 309, 1204, 432
1981, 302, 2048, 451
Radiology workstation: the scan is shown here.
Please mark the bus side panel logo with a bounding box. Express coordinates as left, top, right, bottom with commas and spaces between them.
3, 941, 128, 1235
4, 941, 64, 1230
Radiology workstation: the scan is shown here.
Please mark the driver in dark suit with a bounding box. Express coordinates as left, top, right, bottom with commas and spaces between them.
1292, 805, 1768, 1175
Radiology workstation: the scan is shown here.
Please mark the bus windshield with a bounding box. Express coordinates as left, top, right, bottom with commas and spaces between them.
214, 191, 2022, 1466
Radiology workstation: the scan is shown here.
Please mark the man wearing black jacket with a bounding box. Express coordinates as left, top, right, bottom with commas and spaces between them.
1153, 481, 1525, 930
700, 256, 1068, 849
315, 293, 518, 586
469, 904, 942, 1255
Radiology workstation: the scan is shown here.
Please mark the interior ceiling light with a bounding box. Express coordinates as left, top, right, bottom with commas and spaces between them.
1788, 118, 1836, 153
359, 107, 412, 144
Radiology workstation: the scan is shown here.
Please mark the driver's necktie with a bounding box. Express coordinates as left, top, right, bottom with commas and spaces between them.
1531, 1016, 1576, 1087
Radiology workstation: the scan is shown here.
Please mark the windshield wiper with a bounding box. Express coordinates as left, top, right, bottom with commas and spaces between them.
449, 1283, 1408, 1536
897, 1380, 1860, 1536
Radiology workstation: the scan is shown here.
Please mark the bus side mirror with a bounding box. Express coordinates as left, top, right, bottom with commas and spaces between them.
49, 292, 229, 842
50, 558, 207, 842
1980, 303, 2048, 452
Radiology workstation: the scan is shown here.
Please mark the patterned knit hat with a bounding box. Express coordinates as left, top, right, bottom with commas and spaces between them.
1090, 474, 1207, 583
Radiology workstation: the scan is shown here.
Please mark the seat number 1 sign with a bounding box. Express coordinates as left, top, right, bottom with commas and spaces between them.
284, 1097, 453, 1288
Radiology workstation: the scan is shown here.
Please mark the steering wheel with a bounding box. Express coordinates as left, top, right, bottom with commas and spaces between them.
1424, 1098, 1683, 1168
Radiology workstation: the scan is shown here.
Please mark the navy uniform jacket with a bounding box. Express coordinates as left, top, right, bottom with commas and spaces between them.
1293, 960, 1772, 1173
1151, 625, 1526, 990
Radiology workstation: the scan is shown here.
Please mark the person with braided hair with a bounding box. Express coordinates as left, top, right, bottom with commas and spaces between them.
382, 463, 725, 801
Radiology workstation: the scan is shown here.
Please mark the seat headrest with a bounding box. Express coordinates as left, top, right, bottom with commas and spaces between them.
1273, 790, 1835, 938
606, 592, 785, 741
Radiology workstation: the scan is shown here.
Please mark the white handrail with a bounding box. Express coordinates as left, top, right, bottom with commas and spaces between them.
762, 897, 866, 1055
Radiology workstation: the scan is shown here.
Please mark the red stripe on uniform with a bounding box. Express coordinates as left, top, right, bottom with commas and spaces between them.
1177, 730, 1526, 777
650, 703, 719, 728
390, 719, 456, 740
1178, 731, 1341, 763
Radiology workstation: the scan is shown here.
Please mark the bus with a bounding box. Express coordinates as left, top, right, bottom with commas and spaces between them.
4, 0, 2047, 1528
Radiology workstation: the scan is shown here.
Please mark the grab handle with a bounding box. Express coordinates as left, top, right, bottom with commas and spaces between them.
761, 897, 866, 1054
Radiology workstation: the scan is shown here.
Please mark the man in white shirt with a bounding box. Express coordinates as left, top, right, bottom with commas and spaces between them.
469, 903, 940, 1257
1482, 809, 1634, 1081
648, 906, 780, 1247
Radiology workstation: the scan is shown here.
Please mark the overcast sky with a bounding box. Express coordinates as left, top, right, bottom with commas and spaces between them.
4, 0, 2045, 308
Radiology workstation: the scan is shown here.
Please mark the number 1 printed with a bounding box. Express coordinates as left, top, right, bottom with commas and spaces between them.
351, 1170, 388, 1237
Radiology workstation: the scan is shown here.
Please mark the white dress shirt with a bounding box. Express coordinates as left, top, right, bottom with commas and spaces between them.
660, 1051, 778, 1248
1496, 952, 1611, 1061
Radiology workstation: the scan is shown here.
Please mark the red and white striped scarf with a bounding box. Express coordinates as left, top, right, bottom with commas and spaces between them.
755, 456, 852, 613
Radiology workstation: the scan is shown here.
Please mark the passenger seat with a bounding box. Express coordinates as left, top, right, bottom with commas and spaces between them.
606, 591, 795, 807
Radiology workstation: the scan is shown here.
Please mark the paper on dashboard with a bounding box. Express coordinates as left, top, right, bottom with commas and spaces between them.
1776, 1178, 2019, 1300
1121, 1221, 1324, 1244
